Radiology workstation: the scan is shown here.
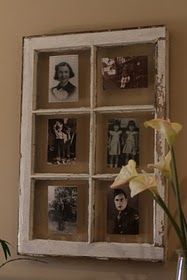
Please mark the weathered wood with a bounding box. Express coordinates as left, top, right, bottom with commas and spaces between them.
18, 240, 164, 261
25, 27, 166, 51
88, 46, 97, 243
19, 39, 35, 246
19, 26, 168, 260
32, 108, 91, 115
94, 105, 155, 113
30, 173, 89, 180
154, 37, 169, 247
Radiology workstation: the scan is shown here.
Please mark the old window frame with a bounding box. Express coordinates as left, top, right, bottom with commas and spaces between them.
19, 26, 168, 261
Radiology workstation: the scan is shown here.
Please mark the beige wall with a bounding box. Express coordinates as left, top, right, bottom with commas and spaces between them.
0, 0, 187, 278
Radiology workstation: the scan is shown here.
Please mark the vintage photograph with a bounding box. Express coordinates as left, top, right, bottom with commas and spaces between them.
107, 188, 139, 235
101, 56, 148, 90
49, 54, 79, 102
48, 186, 77, 234
107, 118, 139, 168
47, 118, 76, 165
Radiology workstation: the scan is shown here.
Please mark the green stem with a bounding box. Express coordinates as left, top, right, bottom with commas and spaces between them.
0, 257, 47, 269
171, 181, 187, 234
182, 211, 187, 234
151, 191, 186, 249
170, 146, 187, 250
0, 240, 11, 260
170, 180, 176, 197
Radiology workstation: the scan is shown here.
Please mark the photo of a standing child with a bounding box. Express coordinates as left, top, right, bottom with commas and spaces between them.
107, 118, 139, 168
122, 120, 139, 163
47, 118, 76, 165
108, 121, 122, 168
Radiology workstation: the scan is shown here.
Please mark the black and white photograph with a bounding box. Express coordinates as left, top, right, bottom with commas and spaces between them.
107, 118, 139, 168
107, 188, 139, 235
101, 56, 148, 90
48, 186, 77, 234
49, 55, 79, 102
47, 118, 76, 165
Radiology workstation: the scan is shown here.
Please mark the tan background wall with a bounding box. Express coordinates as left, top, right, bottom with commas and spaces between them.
0, 0, 187, 278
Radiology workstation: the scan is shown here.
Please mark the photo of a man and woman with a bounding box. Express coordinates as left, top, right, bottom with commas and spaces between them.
101, 56, 148, 90
107, 118, 139, 168
48, 186, 77, 234
49, 54, 79, 102
47, 118, 76, 165
107, 188, 139, 235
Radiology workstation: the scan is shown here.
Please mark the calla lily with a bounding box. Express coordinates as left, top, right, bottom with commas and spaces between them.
109, 118, 187, 253
148, 151, 172, 179
110, 159, 138, 189
144, 118, 182, 146
129, 173, 157, 197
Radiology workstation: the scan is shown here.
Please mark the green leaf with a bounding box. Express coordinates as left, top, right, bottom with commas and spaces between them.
0, 239, 11, 260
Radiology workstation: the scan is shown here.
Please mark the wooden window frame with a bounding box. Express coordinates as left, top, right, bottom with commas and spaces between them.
19, 26, 168, 261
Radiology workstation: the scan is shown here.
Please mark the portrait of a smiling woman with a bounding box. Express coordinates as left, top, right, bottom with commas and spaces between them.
49, 54, 79, 102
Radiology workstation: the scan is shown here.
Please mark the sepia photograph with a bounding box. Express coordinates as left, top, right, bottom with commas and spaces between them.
101, 56, 148, 90
107, 118, 139, 168
47, 118, 76, 165
49, 54, 79, 102
48, 186, 77, 234
107, 188, 139, 235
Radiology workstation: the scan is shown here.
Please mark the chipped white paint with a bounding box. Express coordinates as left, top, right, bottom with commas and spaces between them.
19, 26, 168, 261
92, 174, 119, 180
94, 105, 155, 113
30, 173, 89, 180
154, 37, 169, 248
25, 27, 166, 51
19, 39, 35, 245
18, 240, 164, 261
88, 46, 97, 243
32, 108, 91, 115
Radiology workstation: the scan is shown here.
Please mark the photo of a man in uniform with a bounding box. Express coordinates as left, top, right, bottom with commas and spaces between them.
107, 189, 139, 235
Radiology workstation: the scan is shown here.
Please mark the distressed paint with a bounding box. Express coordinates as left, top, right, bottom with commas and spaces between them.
88, 46, 97, 243
32, 108, 91, 115
30, 173, 89, 180
94, 105, 155, 113
18, 240, 164, 261
26, 27, 166, 51
19, 26, 168, 260
153, 37, 169, 248
19, 39, 35, 246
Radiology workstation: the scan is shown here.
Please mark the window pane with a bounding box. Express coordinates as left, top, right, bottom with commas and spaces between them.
33, 114, 90, 173
96, 43, 155, 107
95, 111, 154, 174
32, 180, 88, 241
94, 180, 153, 243
35, 49, 91, 109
